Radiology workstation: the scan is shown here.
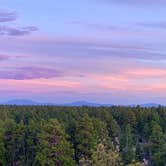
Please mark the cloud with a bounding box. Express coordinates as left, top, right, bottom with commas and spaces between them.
0, 25, 38, 36
89, 68, 166, 94
26, 37, 166, 60
0, 10, 38, 36
0, 11, 17, 22
0, 79, 80, 92
0, 54, 9, 61
0, 66, 63, 80
124, 68, 166, 79
0, 35, 165, 61
22, 26, 38, 31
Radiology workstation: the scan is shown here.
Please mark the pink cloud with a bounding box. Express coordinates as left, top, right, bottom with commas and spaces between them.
0, 79, 80, 93
85, 67, 166, 94
99, 80, 166, 94
125, 68, 166, 78
91, 67, 166, 80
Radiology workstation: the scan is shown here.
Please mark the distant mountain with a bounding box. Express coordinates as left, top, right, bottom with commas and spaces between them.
66, 101, 161, 108
2, 99, 112, 107
5, 99, 39, 105
1, 99, 161, 107
62, 100, 115, 107
140, 103, 160, 108
63, 101, 105, 107
130, 103, 160, 108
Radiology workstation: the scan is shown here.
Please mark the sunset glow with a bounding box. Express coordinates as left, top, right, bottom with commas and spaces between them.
0, 0, 166, 104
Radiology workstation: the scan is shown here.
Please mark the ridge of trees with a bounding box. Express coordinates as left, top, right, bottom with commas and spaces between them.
0, 105, 166, 165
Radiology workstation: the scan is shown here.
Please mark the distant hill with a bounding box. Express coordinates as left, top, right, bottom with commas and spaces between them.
130, 103, 160, 108
0, 99, 161, 107
63, 101, 111, 107
140, 103, 160, 108
5, 99, 39, 105
4, 99, 58, 106
1, 100, 113, 107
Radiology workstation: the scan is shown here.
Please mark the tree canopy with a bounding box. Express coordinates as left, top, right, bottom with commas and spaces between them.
0, 105, 166, 165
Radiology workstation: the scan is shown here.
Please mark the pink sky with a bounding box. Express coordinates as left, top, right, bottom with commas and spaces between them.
0, 0, 166, 104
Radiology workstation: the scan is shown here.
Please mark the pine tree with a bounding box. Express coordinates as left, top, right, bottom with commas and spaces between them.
92, 143, 121, 166
121, 124, 136, 164
34, 119, 75, 166
150, 122, 166, 165
25, 120, 39, 165
75, 113, 96, 163
92, 118, 111, 146
0, 120, 5, 166
127, 161, 144, 166
3, 119, 26, 166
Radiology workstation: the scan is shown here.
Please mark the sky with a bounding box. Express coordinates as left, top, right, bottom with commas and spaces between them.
0, 0, 166, 104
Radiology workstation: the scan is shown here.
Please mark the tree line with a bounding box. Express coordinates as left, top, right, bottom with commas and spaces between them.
0, 105, 166, 166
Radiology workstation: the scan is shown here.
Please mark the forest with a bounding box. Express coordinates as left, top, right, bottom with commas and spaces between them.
0, 105, 166, 166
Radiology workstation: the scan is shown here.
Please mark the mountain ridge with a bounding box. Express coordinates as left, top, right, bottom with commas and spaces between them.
0, 99, 162, 107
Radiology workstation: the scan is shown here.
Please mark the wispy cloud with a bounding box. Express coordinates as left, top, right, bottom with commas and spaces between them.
0, 34, 165, 63
0, 54, 10, 61
0, 10, 38, 36
0, 11, 17, 22
0, 79, 80, 92
0, 26, 38, 36
0, 66, 63, 80
10, 36, 165, 60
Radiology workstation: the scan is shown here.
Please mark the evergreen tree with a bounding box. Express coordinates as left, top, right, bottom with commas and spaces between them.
0, 105, 166, 165
127, 161, 144, 166
3, 119, 17, 165
25, 120, 39, 165
34, 119, 75, 166
150, 122, 166, 165
3, 119, 26, 166
92, 143, 121, 166
75, 113, 96, 163
92, 118, 111, 146
14, 121, 26, 165
121, 124, 136, 164
0, 120, 5, 166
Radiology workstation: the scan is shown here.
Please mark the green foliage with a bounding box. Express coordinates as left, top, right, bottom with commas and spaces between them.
75, 113, 96, 162
3, 119, 26, 165
0, 120, 5, 166
121, 124, 136, 164
34, 119, 75, 166
25, 120, 39, 165
92, 143, 121, 166
0, 105, 166, 165
127, 161, 144, 166
149, 121, 166, 166
92, 118, 111, 146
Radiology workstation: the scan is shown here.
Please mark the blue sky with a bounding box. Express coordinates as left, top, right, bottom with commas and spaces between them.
0, 0, 166, 104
